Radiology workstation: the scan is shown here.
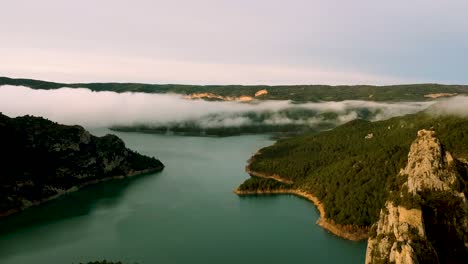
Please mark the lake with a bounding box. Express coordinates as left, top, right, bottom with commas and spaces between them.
0, 129, 366, 264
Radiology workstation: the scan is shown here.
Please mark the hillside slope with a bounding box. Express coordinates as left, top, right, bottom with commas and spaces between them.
237, 112, 468, 236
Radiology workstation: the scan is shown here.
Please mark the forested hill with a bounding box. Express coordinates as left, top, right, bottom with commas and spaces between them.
238, 112, 468, 227
0, 113, 164, 216
2, 76, 468, 102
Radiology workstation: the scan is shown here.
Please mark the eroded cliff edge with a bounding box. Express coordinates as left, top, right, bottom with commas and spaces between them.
0, 113, 164, 217
366, 129, 468, 263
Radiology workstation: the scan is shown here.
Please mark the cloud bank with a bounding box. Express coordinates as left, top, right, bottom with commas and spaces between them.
0, 85, 442, 132
427, 96, 468, 117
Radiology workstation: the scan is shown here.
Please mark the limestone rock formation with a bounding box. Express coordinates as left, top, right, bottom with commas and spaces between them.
183, 93, 254, 102
366, 129, 468, 264
402, 130, 460, 194
254, 89, 268, 97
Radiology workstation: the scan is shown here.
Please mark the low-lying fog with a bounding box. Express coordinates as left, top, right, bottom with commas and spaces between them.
0, 85, 466, 132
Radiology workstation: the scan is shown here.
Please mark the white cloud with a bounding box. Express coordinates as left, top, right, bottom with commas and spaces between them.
427, 96, 468, 117
0, 85, 435, 130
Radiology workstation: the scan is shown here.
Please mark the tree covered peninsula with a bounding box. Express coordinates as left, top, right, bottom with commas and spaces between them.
0, 113, 164, 217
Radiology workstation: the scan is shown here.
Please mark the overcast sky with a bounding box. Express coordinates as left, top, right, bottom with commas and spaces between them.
1, 0, 467, 85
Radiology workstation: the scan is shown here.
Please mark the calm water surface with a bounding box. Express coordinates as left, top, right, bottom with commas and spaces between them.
0, 129, 366, 264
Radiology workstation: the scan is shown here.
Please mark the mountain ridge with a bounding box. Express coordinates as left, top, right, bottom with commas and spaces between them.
2, 76, 468, 102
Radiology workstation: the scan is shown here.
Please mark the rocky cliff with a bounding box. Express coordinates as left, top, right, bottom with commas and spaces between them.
366, 129, 468, 263
183, 89, 268, 102
0, 113, 164, 216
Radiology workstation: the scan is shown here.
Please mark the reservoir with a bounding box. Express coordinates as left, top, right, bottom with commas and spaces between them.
0, 129, 366, 264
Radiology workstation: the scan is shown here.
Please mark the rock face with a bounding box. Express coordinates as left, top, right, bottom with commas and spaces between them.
424, 93, 458, 99
254, 89, 268, 97
0, 113, 164, 216
366, 201, 431, 264
183, 93, 254, 102
183, 89, 267, 102
366, 129, 468, 264
402, 130, 460, 194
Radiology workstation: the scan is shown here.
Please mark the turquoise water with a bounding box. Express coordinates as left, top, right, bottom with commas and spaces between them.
0, 129, 366, 264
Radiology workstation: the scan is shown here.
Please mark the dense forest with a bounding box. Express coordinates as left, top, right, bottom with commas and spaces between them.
238, 112, 468, 227
2, 76, 468, 102
79, 261, 132, 264
0, 113, 164, 216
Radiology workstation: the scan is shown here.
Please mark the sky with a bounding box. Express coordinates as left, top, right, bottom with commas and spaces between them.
1, 0, 467, 85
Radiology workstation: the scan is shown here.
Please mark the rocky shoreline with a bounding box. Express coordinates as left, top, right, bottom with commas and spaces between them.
241, 151, 369, 241
0, 166, 163, 218
234, 188, 369, 241
239, 156, 368, 241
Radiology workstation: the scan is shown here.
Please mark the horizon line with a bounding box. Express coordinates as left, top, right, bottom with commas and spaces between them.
1, 76, 467, 88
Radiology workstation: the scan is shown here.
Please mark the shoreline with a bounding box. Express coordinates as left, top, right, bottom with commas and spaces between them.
240, 155, 368, 241
0, 166, 164, 218
234, 188, 369, 241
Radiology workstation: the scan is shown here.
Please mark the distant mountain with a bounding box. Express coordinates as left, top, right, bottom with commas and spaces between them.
2, 76, 468, 102
0, 113, 164, 216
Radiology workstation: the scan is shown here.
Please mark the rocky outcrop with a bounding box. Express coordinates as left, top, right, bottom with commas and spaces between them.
424, 93, 458, 99
366, 129, 468, 264
0, 113, 164, 216
184, 89, 267, 102
254, 89, 268, 97
402, 130, 460, 194
365, 202, 432, 264
183, 93, 254, 102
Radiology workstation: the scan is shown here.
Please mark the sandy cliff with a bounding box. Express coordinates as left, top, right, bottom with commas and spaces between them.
184, 89, 268, 102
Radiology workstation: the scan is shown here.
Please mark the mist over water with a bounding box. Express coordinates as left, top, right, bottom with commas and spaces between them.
0, 85, 453, 131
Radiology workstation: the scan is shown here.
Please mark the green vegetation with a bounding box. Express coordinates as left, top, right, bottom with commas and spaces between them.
2, 76, 468, 102
79, 261, 127, 264
0, 113, 164, 216
238, 112, 468, 227
237, 177, 290, 192
78, 261, 139, 264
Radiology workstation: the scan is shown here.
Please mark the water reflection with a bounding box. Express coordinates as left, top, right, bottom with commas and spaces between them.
0, 172, 159, 259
